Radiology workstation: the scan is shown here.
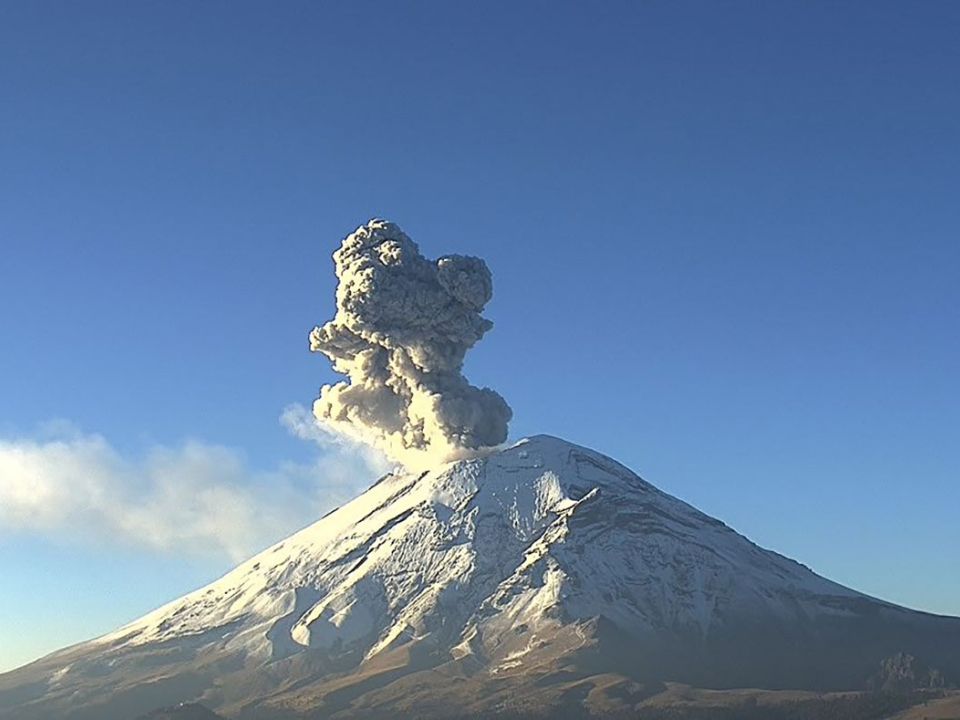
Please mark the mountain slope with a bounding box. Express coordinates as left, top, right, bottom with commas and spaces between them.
1, 435, 957, 719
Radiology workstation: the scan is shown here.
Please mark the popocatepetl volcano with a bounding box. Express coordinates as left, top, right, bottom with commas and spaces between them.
2, 436, 958, 719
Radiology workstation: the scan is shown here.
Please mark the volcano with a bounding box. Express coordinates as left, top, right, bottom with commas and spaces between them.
1, 435, 957, 719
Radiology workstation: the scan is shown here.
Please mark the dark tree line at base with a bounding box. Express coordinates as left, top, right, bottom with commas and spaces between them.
469, 690, 943, 720
137, 689, 950, 720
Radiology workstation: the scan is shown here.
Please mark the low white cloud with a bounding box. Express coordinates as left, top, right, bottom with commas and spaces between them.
0, 410, 391, 562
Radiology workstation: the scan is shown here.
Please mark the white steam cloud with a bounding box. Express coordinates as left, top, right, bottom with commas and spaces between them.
0, 414, 389, 561
309, 219, 512, 470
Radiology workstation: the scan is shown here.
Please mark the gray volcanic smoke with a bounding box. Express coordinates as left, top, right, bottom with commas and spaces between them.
309, 219, 512, 469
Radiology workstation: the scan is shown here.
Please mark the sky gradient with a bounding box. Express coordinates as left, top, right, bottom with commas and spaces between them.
1, 1, 959, 672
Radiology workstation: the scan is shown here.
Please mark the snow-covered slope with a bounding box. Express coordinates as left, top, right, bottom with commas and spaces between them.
96, 435, 864, 663
2, 436, 958, 720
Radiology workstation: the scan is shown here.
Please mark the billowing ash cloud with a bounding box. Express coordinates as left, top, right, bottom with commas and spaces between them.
309, 219, 512, 469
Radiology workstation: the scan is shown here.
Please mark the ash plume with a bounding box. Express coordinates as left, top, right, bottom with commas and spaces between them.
309, 219, 512, 469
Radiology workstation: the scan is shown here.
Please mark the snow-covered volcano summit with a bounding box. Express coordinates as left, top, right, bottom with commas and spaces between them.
95, 435, 863, 665
2, 436, 958, 720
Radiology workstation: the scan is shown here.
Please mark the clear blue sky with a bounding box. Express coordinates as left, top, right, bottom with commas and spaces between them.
1, 1, 958, 672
